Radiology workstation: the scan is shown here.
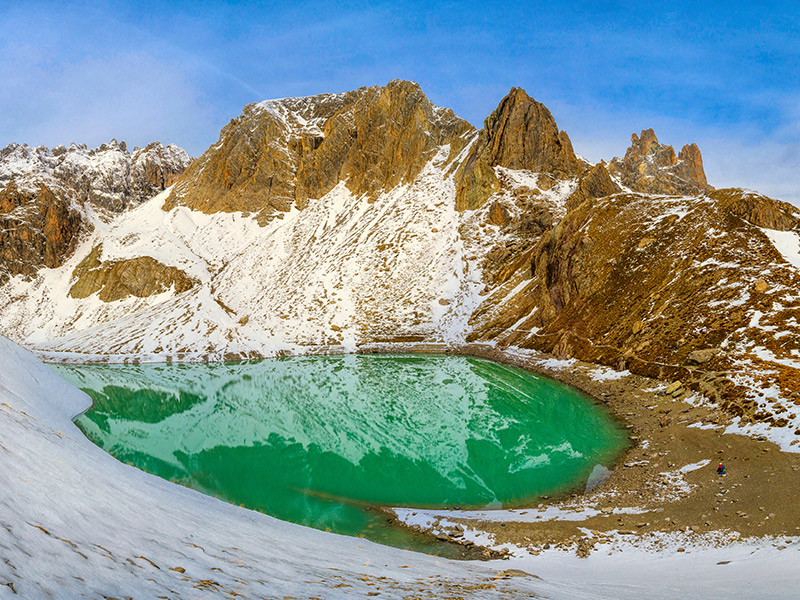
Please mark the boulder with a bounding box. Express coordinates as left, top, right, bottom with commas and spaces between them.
687, 348, 721, 365
754, 279, 770, 293
665, 381, 684, 395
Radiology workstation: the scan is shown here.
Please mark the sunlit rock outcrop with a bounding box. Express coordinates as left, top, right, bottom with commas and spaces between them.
608, 128, 709, 195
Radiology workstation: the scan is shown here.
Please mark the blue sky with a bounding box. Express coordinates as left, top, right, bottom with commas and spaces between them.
2, 1, 798, 202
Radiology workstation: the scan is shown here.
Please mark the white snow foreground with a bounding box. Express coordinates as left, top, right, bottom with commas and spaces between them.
2, 336, 800, 599
0, 335, 540, 599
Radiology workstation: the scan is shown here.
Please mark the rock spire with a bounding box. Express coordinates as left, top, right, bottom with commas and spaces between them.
608, 128, 709, 195
455, 87, 581, 211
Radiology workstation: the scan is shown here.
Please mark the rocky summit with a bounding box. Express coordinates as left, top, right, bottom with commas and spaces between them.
1, 79, 799, 445
608, 128, 709, 195
164, 80, 474, 221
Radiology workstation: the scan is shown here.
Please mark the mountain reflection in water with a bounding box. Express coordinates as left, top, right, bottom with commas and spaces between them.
55, 354, 628, 555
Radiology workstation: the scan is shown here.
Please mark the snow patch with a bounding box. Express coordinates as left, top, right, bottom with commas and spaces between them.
761, 228, 800, 270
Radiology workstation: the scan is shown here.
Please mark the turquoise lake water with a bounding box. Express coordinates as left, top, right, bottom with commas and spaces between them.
55, 354, 628, 555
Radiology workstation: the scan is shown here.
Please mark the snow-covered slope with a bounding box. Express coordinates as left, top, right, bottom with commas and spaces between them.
0, 147, 568, 359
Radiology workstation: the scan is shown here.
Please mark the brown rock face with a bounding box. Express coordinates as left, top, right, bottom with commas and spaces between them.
565, 162, 621, 212
476, 88, 581, 175
69, 245, 196, 302
165, 80, 475, 220
455, 87, 581, 211
608, 129, 710, 195
468, 185, 800, 424
300, 81, 473, 202
676, 143, 707, 188
0, 182, 82, 283
711, 188, 799, 230
454, 158, 501, 212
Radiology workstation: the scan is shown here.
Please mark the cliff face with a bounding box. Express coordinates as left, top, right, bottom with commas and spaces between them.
0, 181, 83, 281
69, 245, 197, 302
0, 140, 192, 284
2, 80, 799, 442
165, 80, 474, 221
564, 162, 621, 212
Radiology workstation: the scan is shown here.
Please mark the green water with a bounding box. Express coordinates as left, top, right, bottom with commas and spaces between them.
56, 354, 628, 555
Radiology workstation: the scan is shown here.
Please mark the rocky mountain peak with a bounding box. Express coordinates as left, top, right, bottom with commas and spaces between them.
478, 87, 581, 176
609, 128, 709, 195
165, 80, 475, 220
677, 142, 707, 187
630, 128, 659, 155
0, 140, 191, 211
3, 81, 800, 454
455, 87, 582, 211
98, 138, 127, 153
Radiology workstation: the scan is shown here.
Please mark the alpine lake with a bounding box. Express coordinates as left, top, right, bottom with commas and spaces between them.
55, 354, 629, 558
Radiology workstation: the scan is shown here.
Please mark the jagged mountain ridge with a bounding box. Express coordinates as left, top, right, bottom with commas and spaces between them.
164, 81, 474, 221
608, 128, 709, 195
1, 79, 799, 444
0, 140, 192, 284
0, 139, 191, 211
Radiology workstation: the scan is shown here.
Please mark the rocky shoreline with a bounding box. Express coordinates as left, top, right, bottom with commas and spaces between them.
374, 342, 800, 559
